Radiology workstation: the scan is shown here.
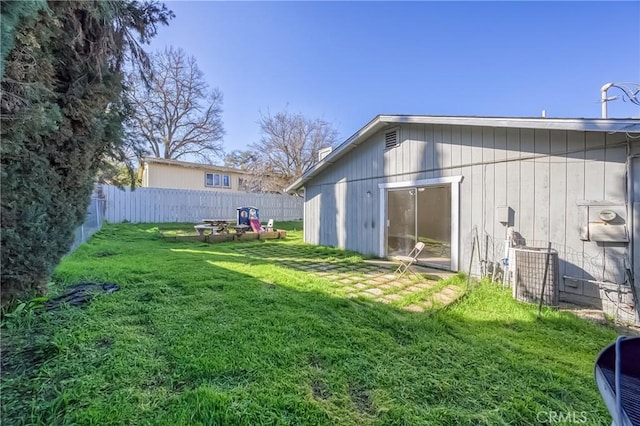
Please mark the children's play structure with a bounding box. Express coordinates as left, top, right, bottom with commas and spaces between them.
165, 206, 286, 243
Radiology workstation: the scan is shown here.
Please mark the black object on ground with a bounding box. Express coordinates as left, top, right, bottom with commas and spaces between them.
44, 282, 119, 310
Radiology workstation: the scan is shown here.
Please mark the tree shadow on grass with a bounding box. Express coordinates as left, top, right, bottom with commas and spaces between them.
1, 230, 620, 426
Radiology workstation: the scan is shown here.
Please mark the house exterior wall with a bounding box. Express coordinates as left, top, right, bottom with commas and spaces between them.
143, 163, 246, 192
303, 123, 639, 323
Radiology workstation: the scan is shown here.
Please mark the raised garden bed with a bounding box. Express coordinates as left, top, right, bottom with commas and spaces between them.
162, 229, 287, 243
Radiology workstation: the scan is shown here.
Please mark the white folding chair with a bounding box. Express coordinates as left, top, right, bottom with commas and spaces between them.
394, 242, 426, 278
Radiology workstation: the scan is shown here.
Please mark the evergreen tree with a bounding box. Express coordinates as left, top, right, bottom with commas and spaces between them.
0, 0, 46, 77
0, 1, 172, 307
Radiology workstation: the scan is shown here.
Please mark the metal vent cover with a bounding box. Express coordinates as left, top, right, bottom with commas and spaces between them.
384, 129, 398, 149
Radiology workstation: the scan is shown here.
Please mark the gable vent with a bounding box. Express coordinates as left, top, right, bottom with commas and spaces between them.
384, 129, 399, 149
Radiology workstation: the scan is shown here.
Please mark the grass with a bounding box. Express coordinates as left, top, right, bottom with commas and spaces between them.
1, 221, 620, 425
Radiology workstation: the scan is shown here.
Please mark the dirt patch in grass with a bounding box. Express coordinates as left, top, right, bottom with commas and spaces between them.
312, 379, 331, 400
348, 384, 375, 415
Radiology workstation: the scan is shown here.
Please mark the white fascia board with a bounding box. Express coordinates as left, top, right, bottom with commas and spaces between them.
378, 115, 640, 132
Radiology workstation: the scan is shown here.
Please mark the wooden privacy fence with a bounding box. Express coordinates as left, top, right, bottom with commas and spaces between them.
102, 185, 303, 223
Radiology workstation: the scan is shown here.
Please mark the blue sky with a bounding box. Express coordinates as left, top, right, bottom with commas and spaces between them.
150, 1, 640, 155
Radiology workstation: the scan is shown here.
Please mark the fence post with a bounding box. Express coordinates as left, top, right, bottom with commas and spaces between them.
537, 242, 553, 318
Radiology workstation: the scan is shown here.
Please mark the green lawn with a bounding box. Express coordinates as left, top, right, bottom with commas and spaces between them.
1, 222, 619, 425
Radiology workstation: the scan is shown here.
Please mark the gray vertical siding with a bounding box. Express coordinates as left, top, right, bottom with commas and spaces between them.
548, 131, 567, 290
304, 123, 636, 316
305, 129, 384, 255
564, 132, 586, 289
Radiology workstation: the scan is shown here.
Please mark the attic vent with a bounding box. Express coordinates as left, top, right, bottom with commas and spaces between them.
384, 129, 399, 149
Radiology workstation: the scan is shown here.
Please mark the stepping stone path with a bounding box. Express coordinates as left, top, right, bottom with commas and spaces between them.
230, 244, 463, 312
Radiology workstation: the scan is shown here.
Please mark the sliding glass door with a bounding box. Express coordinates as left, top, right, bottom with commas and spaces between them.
387, 185, 451, 269
416, 185, 451, 268
387, 189, 416, 257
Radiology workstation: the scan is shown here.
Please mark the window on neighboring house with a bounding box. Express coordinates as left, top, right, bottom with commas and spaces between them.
205, 172, 230, 188
205, 173, 221, 187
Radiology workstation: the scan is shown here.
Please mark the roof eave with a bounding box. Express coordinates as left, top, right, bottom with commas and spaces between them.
285, 115, 640, 192
143, 157, 249, 175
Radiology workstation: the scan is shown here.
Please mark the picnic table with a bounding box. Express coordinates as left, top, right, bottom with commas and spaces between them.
193, 219, 231, 236
194, 219, 251, 236
203, 219, 231, 231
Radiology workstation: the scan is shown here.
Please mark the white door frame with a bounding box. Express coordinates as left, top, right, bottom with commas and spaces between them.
378, 176, 463, 271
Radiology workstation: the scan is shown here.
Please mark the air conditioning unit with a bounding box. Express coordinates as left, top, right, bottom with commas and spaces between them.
512, 246, 559, 306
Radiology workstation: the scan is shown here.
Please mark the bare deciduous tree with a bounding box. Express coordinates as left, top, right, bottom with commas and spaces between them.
223, 150, 261, 191
247, 110, 339, 192
128, 46, 224, 162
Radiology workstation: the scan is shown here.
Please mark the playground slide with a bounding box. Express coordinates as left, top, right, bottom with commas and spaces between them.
249, 218, 264, 233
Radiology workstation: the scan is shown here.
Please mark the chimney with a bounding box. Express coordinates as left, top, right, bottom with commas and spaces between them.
318, 147, 333, 161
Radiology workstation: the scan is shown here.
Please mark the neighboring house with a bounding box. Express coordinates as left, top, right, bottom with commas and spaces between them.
286, 115, 640, 324
139, 157, 250, 192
